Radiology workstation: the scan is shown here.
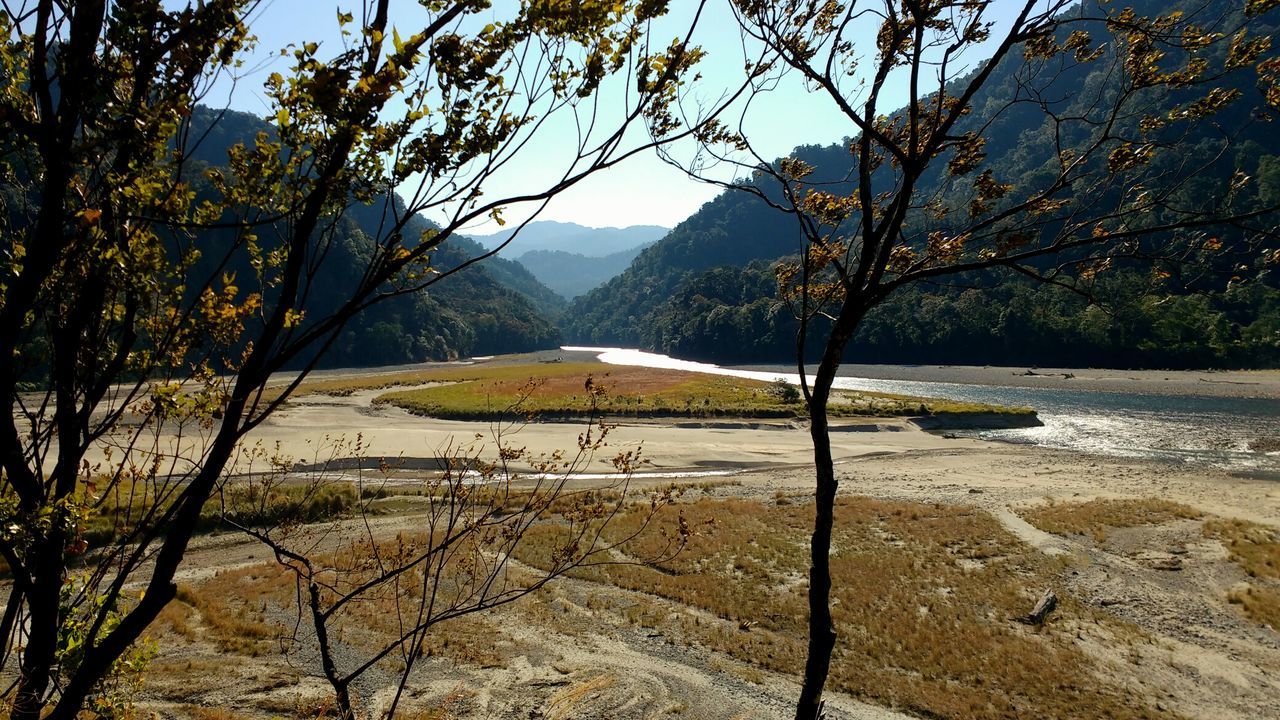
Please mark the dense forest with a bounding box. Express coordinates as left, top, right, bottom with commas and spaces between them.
565, 0, 1280, 369
66, 0, 1279, 373
635, 261, 1280, 368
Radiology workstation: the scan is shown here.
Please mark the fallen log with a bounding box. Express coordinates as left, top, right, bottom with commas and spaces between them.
1016, 589, 1058, 626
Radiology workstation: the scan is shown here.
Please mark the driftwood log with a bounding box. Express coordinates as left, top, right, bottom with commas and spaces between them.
1016, 589, 1058, 625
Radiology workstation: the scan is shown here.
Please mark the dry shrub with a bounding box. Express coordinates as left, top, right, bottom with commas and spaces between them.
517, 497, 1174, 720
1020, 498, 1203, 541
1226, 583, 1280, 630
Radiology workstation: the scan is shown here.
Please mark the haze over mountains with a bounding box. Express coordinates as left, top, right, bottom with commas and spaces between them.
470, 221, 667, 257
464, 221, 668, 299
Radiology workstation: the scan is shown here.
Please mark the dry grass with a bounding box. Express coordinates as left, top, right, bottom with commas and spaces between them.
1022, 502, 1280, 631
173, 565, 292, 656
375, 363, 798, 419
1019, 498, 1203, 541
545, 673, 616, 720
1225, 583, 1280, 630
516, 497, 1172, 720
1205, 518, 1280, 629
1205, 518, 1280, 580
134, 494, 1201, 719
183, 707, 257, 720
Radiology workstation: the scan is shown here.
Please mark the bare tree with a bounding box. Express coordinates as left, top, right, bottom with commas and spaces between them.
0, 1, 739, 717
671, 0, 1280, 716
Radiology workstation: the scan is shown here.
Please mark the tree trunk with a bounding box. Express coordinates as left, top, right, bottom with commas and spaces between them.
796, 402, 839, 720
11, 525, 69, 720
794, 300, 868, 720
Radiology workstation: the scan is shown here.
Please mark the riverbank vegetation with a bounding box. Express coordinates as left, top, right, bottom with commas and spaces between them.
355, 362, 1029, 420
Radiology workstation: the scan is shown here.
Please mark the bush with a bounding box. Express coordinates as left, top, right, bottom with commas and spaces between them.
768, 379, 801, 404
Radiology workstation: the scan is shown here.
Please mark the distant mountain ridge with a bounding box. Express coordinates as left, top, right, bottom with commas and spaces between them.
516, 244, 654, 299
469, 221, 668, 257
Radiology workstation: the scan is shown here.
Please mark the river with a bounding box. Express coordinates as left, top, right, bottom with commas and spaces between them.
562, 346, 1280, 476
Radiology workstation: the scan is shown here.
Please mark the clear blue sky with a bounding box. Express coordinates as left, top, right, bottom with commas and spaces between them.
207, 1, 1023, 233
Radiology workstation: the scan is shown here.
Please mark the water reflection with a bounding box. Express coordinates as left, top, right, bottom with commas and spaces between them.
563, 346, 1280, 473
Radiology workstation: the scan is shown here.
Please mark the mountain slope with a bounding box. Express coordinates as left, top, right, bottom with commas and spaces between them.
185, 108, 561, 367
446, 235, 569, 319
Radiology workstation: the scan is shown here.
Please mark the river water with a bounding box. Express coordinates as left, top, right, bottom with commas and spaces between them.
562, 346, 1280, 476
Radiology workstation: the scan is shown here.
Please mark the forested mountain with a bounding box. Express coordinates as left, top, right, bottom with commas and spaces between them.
472, 220, 668, 256
186, 109, 562, 367
517, 244, 654, 298
565, 0, 1280, 369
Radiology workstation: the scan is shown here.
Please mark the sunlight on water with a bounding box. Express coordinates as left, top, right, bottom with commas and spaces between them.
564, 346, 1280, 474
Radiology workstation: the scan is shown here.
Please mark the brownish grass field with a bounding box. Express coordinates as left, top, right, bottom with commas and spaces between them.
129, 490, 1279, 719
281, 361, 1033, 420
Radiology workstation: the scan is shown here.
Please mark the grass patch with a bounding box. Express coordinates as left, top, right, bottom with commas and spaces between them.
1205, 518, 1280, 630
1205, 518, 1280, 580
173, 565, 292, 656
828, 389, 1035, 418
73, 479, 359, 553
370, 362, 1022, 420
1225, 583, 1280, 630
1019, 498, 1203, 541
516, 497, 1171, 720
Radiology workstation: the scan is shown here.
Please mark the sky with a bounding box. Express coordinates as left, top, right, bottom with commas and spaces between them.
203, 1, 1025, 234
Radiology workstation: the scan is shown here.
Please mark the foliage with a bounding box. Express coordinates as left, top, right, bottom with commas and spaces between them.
226, 406, 684, 719
658, 0, 1280, 715
618, 263, 1280, 368
517, 244, 654, 299
164, 108, 563, 368
767, 378, 801, 404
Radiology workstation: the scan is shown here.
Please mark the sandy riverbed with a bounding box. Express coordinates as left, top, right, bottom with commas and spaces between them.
118, 369, 1279, 719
